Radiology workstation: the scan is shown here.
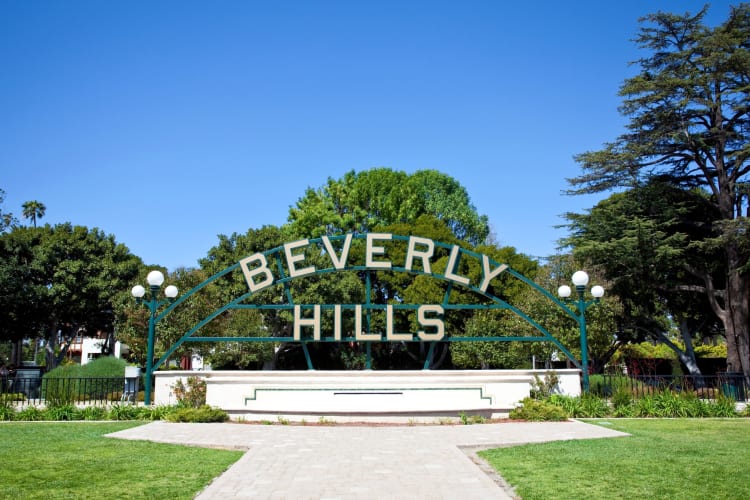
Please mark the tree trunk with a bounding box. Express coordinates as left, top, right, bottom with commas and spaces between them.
653, 329, 702, 376
10, 339, 24, 367
45, 321, 59, 371
723, 259, 750, 382
678, 318, 702, 377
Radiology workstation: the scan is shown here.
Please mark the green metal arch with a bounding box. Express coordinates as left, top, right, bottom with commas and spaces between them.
152, 234, 582, 371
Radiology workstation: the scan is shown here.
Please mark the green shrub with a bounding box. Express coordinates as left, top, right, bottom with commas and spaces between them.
579, 394, 611, 418
141, 405, 173, 421
172, 376, 207, 408
43, 357, 127, 404
107, 404, 141, 421
165, 405, 229, 423
613, 402, 636, 418
44, 404, 82, 421
529, 372, 560, 399
632, 390, 739, 418
459, 412, 486, 425
510, 398, 569, 421
43, 377, 80, 407
81, 357, 126, 378
0, 404, 16, 421
708, 395, 739, 418
611, 388, 633, 409
0, 392, 26, 402
548, 394, 581, 415
16, 406, 45, 421
44, 364, 83, 378
80, 406, 108, 421
548, 394, 610, 418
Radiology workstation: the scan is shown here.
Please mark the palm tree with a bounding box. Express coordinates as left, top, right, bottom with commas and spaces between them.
22, 200, 46, 227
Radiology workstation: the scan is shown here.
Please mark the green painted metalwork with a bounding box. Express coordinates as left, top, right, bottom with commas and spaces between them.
560, 287, 600, 392
301, 343, 313, 370
423, 342, 437, 370
145, 234, 592, 391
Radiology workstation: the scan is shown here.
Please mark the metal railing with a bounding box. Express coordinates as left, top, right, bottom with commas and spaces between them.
591, 373, 748, 402
1, 376, 140, 408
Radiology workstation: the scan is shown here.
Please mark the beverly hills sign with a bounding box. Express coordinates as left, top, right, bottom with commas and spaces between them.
145, 233, 595, 411
238, 233, 509, 342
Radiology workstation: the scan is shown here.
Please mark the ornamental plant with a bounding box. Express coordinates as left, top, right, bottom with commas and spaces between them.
172, 376, 207, 408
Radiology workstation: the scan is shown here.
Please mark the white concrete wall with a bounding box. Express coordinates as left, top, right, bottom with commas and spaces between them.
154, 369, 581, 419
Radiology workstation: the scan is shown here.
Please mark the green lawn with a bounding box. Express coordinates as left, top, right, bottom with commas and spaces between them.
0, 422, 243, 499
480, 419, 750, 500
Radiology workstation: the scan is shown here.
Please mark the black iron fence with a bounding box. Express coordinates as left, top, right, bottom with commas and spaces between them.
0, 376, 140, 408
591, 373, 748, 401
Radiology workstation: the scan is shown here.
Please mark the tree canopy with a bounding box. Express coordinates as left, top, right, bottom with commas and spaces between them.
568, 3, 750, 379
0, 224, 142, 368
565, 180, 723, 374
287, 168, 490, 245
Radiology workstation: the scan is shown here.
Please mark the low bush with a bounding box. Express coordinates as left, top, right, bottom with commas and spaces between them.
627, 390, 739, 418
43, 357, 128, 406
172, 376, 207, 408
510, 398, 569, 421
107, 404, 142, 421
44, 404, 82, 421
81, 357, 126, 378
548, 394, 610, 418
0, 393, 26, 402
529, 372, 560, 399
459, 412, 486, 425
141, 405, 174, 421
165, 405, 229, 423
80, 405, 108, 421
43, 378, 81, 407
0, 403, 15, 421
16, 406, 46, 421
514, 386, 742, 420
708, 395, 739, 417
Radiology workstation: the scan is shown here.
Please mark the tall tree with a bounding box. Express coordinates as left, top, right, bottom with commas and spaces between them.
287, 168, 490, 245
0, 224, 141, 369
568, 4, 750, 380
21, 200, 46, 228
565, 181, 723, 375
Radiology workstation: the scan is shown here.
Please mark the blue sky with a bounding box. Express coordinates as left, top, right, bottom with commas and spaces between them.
1, 1, 738, 271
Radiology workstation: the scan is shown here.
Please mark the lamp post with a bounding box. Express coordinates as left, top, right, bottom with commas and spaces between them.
131, 270, 178, 405
557, 270, 604, 393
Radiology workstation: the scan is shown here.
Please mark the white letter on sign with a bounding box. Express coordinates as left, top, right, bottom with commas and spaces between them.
322, 234, 352, 270
239, 253, 274, 292
284, 239, 315, 278
405, 236, 434, 274
479, 255, 508, 293
417, 305, 444, 341
366, 233, 392, 269
294, 305, 321, 341
386, 304, 412, 341
355, 305, 380, 341
444, 245, 470, 286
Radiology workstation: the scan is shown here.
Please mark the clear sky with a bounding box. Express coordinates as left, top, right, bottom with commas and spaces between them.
1, 1, 738, 271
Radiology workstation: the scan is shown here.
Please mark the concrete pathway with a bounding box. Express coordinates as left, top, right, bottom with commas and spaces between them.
108, 420, 628, 499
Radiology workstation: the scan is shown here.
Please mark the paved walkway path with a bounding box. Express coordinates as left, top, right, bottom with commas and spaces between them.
108, 420, 628, 499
